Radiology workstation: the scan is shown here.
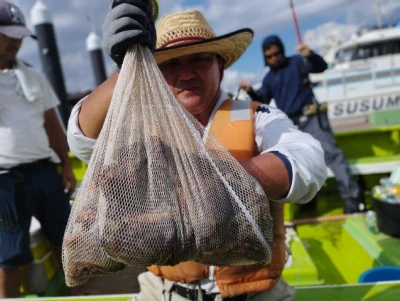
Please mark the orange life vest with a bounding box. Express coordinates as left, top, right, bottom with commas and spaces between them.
147, 99, 286, 298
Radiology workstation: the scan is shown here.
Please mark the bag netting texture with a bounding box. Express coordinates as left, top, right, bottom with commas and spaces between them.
62, 45, 273, 286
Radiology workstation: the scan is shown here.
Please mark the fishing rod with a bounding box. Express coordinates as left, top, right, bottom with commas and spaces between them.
289, 0, 325, 128
234, 87, 242, 101
289, 0, 303, 44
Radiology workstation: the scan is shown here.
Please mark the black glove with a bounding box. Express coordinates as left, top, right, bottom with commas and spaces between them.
102, 0, 156, 68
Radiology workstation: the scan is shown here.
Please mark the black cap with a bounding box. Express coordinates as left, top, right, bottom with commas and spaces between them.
0, 0, 36, 39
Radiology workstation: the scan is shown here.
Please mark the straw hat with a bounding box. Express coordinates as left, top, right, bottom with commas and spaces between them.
154, 10, 253, 69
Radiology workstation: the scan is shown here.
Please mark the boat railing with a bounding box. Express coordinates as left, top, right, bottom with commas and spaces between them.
312, 53, 400, 99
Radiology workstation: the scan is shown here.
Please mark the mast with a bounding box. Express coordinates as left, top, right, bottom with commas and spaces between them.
30, 0, 69, 127
86, 16, 107, 87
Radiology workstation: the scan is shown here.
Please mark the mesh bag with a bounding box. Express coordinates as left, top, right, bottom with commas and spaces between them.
62, 45, 273, 287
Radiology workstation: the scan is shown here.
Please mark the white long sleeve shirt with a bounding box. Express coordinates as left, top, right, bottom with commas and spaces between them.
67, 91, 327, 204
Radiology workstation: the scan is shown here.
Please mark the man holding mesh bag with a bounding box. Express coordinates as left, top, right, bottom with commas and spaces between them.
66, 1, 327, 300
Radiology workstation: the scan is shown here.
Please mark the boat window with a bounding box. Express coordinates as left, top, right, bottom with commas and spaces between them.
336, 48, 355, 63
335, 39, 400, 63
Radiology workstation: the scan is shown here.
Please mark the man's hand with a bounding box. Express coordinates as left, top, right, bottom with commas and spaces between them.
60, 164, 76, 197
296, 43, 311, 57
43, 108, 77, 197
239, 80, 252, 92
102, 0, 156, 68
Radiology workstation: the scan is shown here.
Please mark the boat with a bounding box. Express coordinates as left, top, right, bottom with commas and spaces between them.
19, 20, 400, 301
18, 156, 400, 301
309, 24, 400, 173
300, 22, 400, 215
280, 22, 400, 300
311, 24, 400, 130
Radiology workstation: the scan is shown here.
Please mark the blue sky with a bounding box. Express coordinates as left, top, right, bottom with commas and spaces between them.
14, 0, 400, 95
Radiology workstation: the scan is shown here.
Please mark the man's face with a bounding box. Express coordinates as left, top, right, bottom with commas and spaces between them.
264, 44, 282, 68
0, 33, 22, 68
158, 52, 222, 116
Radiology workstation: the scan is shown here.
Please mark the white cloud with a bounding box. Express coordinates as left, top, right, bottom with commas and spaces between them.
18, 37, 39, 64
303, 22, 358, 52
12, 0, 400, 95
222, 69, 265, 96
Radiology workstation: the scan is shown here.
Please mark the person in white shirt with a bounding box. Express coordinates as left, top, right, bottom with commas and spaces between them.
0, 1, 76, 297
67, 2, 326, 301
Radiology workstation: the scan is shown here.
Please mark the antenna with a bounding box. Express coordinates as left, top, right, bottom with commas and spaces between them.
375, 0, 383, 28
86, 14, 95, 32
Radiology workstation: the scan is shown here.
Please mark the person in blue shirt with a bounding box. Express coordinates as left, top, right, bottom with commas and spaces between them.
240, 34, 364, 214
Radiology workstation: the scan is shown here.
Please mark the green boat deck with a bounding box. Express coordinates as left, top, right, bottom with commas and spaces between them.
18, 281, 400, 301
22, 214, 400, 301
283, 216, 400, 286
296, 282, 400, 301
21, 122, 400, 300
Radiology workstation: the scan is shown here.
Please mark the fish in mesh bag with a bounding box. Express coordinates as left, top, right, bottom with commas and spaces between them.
62, 194, 125, 287
62, 45, 273, 286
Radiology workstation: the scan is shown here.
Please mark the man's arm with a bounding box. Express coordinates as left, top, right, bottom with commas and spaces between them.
240, 152, 290, 201
44, 109, 76, 196
77, 0, 156, 139
254, 105, 327, 204
78, 71, 119, 139
239, 81, 264, 102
